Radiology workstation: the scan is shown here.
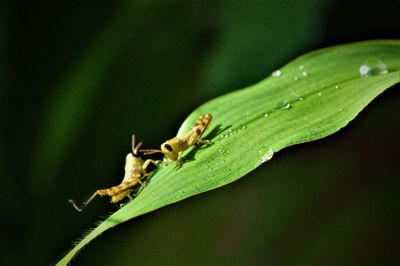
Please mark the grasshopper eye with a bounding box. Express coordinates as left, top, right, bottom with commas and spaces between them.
163, 143, 173, 152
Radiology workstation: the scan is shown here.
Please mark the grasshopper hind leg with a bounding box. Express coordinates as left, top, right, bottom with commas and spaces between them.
111, 188, 135, 203
69, 189, 112, 212
195, 139, 212, 146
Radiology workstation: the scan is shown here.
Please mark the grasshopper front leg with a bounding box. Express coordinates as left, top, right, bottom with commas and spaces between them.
139, 159, 159, 186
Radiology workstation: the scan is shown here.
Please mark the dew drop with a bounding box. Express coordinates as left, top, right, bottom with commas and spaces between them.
359, 58, 388, 76
262, 112, 269, 118
318, 92, 322, 96
359, 65, 369, 76
302, 71, 309, 77
258, 147, 274, 163
245, 111, 251, 116
218, 148, 224, 153
240, 124, 247, 130
335, 85, 340, 89
272, 69, 282, 77
299, 65, 305, 70
289, 88, 303, 101
281, 103, 292, 110
293, 76, 299, 81
219, 133, 229, 140
258, 146, 267, 154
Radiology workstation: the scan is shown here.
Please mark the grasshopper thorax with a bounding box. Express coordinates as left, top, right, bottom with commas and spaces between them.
123, 153, 144, 180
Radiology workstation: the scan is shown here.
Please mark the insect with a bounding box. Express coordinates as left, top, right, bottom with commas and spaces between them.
69, 135, 157, 212
141, 113, 213, 164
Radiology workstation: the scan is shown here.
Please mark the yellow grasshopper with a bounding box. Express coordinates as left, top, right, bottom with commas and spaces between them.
142, 113, 213, 164
69, 135, 157, 211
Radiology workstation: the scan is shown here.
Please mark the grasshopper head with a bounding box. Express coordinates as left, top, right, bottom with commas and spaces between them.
161, 141, 179, 161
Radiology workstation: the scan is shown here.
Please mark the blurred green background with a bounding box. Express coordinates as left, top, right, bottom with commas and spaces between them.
1, 0, 400, 265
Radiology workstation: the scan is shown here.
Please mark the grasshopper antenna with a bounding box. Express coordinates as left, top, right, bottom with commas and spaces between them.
140, 149, 162, 155
132, 134, 143, 155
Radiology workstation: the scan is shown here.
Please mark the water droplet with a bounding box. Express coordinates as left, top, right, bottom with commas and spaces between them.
359, 65, 369, 76
302, 71, 309, 77
281, 103, 292, 110
289, 88, 303, 101
318, 92, 322, 96
293, 76, 299, 81
262, 112, 269, 118
219, 133, 230, 140
335, 85, 340, 89
272, 70, 281, 77
227, 129, 237, 136
258, 147, 274, 163
299, 65, 305, 70
224, 150, 230, 155
240, 124, 247, 130
218, 148, 224, 153
258, 146, 267, 154
359, 58, 388, 76
245, 111, 251, 116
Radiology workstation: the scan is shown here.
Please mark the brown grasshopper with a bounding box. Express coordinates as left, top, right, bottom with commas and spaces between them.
69, 135, 157, 211
141, 113, 213, 164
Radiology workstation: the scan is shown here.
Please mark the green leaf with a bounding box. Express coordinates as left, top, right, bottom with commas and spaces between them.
58, 40, 400, 265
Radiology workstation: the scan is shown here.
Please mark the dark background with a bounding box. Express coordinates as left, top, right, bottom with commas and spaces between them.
1, 0, 400, 265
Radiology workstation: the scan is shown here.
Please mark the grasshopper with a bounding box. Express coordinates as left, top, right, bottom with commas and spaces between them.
142, 113, 213, 164
69, 135, 157, 211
